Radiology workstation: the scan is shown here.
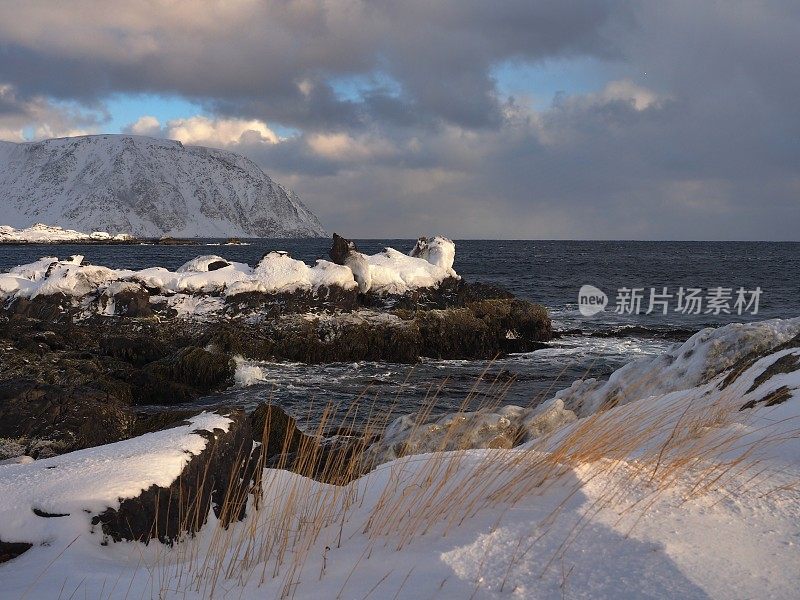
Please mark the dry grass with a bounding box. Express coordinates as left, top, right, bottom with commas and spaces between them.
51, 355, 800, 599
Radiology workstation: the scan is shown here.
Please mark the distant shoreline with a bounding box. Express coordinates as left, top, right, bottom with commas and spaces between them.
0, 237, 206, 246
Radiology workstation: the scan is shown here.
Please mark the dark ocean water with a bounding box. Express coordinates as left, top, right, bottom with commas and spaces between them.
2, 240, 798, 425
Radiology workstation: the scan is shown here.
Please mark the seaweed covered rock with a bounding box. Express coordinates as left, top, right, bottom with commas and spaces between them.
99, 334, 170, 366
144, 346, 234, 391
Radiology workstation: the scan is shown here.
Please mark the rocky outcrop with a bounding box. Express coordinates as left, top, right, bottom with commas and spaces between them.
211, 296, 550, 364
249, 403, 371, 486
0, 379, 135, 457
144, 346, 234, 391
92, 409, 252, 543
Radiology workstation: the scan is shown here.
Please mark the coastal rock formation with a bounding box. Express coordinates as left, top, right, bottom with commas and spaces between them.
0, 236, 551, 462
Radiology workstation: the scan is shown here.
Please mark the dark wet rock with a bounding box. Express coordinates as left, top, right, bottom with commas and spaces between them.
7, 293, 74, 322
720, 334, 800, 390
249, 403, 371, 485
223, 286, 358, 320
206, 260, 230, 271
92, 409, 252, 543
371, 278, 515, 311
208, 296, 551, 364
329, 232, 355, 265
0, 379, 135, 454
745, 352, 800, 394
250, 403, 308, 458
145, 346, 234, 391
108, 286, 153, 317
100, 334, 170, 366
590, 325, 698, 341
740, 385, 793, 411
32, 508, 69, 518
132, 409, 203, 436
0, 541, 32, 564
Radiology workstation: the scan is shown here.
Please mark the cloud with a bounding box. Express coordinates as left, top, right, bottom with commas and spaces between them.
1, 1, 800, 239
0, 83, 103, 141
124, 114, 279, 147
0, 0, 629, 129
127, 115, 161, 137
165, 116, 279, 146
306, 132, 397, 162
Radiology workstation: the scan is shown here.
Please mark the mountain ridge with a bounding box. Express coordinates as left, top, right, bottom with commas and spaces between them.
0, 134, 326, 238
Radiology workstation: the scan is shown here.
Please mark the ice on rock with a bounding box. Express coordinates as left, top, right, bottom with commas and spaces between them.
176, 255, 233, 273
130, 267, 182, 291
0, 274, 37, 296
9, 257, 58, 280
364, 317, 800, 467
251, 251, 312, 292
368, 247, 454, 294
32, 261, 120, 298
363, 405, 530, 467
346, 252, 373, 293
550, 316, 800, 417
308, 259, 358, 290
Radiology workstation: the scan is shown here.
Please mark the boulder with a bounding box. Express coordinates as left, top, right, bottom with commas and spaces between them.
92, 409, 252, 543
249, 403, 372, 485
110, 286, 153, 317
0, 379, 135, 456
144, 346, 235, 391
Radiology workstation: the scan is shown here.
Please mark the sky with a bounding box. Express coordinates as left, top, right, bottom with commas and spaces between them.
0, 0, 798, 240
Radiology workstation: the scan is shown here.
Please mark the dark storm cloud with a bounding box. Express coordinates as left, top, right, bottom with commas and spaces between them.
0, 0, 798, 239
0, 0, 628, 128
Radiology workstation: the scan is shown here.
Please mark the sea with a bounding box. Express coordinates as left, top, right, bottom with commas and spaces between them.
2, 240, 798, 427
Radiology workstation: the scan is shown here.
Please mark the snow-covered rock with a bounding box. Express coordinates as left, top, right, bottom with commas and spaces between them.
0, 223, 132, 243
0, 135, 326, 238
0, 239, 459, 318
409, 235, 456, 275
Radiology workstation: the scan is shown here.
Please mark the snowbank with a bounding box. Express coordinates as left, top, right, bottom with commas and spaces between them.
0, 223, 132, 243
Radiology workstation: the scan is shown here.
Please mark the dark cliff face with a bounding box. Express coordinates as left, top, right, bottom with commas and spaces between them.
0, 134, 327, 238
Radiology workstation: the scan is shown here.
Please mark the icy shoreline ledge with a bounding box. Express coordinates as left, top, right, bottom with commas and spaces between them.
0, 223, 134, 244
1, 317, 798, 598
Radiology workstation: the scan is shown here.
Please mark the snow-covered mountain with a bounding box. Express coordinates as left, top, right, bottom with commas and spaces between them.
0, 135, 326, 238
